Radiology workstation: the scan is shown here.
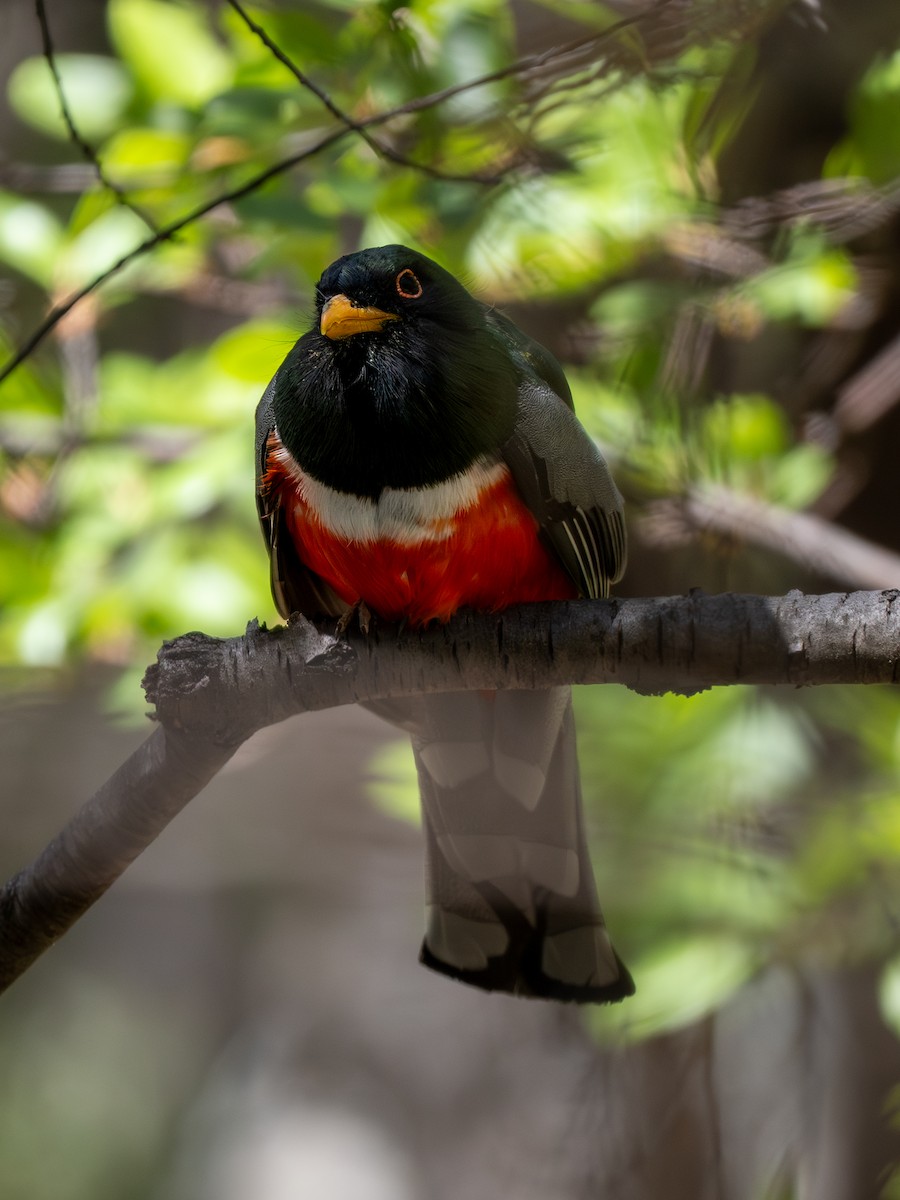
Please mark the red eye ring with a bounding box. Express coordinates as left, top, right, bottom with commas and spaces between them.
396, 269, 423, 299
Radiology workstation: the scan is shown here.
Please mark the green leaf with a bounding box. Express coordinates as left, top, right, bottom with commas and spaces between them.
59, 207, 150, 288
107, 0, 233, 108
0, 194, 64, 286
198, 86, 297, 141
67, 190, 119, 239
212, 321, 301, 383
101, 127, 192, 185
97, 350, 251, 431
693, 394, 834, 505
703, 394, 789, 463
829, 49, 900, 183
0, 347, 59, 415
591, 281, 688, 335
591, 936, 757, 1042
682, 43, 758, 164
7, 54, 133, 142
769, 444, 833, 509
16, 599, 73, 666
742, 246, 857, 327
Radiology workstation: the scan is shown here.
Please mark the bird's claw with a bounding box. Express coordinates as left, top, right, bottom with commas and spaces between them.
335, 600, 373, 637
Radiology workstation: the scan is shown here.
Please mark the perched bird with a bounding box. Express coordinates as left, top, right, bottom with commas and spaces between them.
256, 245, 633, 1003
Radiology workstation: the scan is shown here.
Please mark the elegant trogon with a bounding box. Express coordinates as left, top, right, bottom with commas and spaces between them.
255, 245, 634, 1003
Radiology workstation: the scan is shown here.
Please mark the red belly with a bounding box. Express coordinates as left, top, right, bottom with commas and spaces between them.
279, 469, 576, 626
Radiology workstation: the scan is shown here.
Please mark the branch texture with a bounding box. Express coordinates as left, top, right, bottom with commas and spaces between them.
1, 589, 898, 996
146, 591, 900, 744
0, 725, 237, 992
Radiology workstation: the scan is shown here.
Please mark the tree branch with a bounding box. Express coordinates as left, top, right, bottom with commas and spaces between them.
34, 0, 158, 232
144, 592, 900, 743
1, 589, 898, 996
642, 486, 900, 590
0, 725, 238, 993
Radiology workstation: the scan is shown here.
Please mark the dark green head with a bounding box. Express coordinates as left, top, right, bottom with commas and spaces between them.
272, 245, 519, 497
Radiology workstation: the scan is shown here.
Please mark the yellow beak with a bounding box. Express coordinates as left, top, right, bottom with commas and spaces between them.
320, 294, 399, 340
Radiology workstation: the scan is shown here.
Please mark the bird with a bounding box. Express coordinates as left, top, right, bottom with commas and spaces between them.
255, 244, 634, 1003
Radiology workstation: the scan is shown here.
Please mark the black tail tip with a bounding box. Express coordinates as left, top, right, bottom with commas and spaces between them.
419, 940, 635, 1005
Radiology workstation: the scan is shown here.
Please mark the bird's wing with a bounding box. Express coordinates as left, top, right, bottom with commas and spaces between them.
500, 372, 626, 601
484, 307, 625, 598
255, 377, 347, 620
485, 306, 575, 411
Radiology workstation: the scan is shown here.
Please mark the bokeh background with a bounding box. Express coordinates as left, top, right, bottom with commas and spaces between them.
4, 0, 900, 1196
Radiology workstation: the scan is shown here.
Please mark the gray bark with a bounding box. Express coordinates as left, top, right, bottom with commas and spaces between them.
1, 588, 898, 994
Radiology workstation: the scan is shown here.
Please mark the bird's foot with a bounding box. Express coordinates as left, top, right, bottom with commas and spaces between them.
335, 599, 373, 637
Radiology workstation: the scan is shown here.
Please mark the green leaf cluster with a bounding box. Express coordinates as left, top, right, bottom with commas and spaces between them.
578, 682, 900, 1041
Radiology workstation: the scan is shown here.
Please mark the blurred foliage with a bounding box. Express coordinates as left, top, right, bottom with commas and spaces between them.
2, 0, 900, 1102
582, 680, 900, 1041
828, 46, 900, 183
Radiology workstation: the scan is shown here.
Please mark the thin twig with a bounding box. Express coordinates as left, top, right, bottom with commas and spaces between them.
223, 0, 498, 185
642, 484, 900, 590
0, 4, 656, 387
391, 4, 656, 118
0, 126, 349, 386
34, 0, 158, 231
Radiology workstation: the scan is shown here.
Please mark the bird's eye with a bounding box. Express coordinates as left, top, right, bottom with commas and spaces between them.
395, 269, 423, 299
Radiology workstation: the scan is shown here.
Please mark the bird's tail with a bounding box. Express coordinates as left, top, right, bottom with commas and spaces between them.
374, 688, 634, 1003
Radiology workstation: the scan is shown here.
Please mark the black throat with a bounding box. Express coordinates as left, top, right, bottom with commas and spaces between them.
272, 317, 519, 498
